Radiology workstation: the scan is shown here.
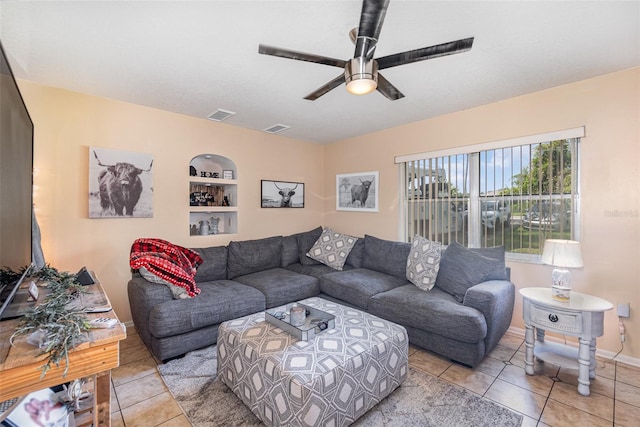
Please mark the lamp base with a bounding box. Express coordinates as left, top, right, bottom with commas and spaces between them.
551, 268, 572, 302
552, 285, 571, 302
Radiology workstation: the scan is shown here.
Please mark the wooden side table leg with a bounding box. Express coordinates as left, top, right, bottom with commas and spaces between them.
524, 324, 535, 375
94, 371, 112, 426
577, 338, 591, 396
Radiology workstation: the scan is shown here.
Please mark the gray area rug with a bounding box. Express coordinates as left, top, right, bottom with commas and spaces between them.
158, 346, 522, 427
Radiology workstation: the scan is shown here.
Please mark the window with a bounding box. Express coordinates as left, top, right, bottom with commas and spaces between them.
397, 128, 582, 261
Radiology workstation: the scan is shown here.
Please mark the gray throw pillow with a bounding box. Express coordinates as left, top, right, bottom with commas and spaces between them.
406, 236, 442, 291
306, 227, 358, 270
139, 267, 189, 299
435, 242, 505, 302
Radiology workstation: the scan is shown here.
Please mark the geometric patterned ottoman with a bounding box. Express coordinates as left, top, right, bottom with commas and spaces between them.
217, 297, 408, 426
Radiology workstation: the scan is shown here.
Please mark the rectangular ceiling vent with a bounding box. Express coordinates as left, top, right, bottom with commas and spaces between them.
263, 124, 291, 134
207, 109, 236, 122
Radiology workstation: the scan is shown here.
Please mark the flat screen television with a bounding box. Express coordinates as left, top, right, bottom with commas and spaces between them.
0, 39, 35, 319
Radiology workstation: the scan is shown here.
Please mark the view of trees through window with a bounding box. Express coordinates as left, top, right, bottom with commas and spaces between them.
403, 138, 579, 257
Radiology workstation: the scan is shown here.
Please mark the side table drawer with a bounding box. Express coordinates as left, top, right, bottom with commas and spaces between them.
529, 304, 582, 334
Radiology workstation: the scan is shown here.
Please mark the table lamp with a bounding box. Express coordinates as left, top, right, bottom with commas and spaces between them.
541, 239, 583, 302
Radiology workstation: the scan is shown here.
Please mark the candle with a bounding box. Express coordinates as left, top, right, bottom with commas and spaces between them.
289, 306, 306, 327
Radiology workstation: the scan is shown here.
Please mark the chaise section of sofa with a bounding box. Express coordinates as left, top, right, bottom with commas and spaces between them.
128, 274, 265, 362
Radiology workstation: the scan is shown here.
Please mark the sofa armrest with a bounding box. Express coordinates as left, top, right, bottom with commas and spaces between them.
463, 280, 515, 354
127, 274, 173, 348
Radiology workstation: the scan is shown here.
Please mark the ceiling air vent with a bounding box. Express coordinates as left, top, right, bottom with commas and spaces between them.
207, 109, 236, 122
263, 124, 291, 134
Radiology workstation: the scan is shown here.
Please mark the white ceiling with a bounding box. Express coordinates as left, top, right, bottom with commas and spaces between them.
0, 1, 638, 144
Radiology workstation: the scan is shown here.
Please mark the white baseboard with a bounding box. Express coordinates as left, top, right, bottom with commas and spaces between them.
123, 320, 135, 329
506, 326, 640, 368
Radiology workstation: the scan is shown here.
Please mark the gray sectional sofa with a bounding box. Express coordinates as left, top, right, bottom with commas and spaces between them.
128, 227, 515, 367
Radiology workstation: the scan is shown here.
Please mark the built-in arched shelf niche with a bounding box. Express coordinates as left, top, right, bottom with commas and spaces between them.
188, 154, 237, 236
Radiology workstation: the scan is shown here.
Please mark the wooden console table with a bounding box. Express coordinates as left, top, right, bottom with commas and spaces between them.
520, 287, 612, 396
0, 282, 126, 426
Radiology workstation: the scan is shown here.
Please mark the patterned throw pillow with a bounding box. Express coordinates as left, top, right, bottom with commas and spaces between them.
306, 227, 358, 270
406, 236, 442, 291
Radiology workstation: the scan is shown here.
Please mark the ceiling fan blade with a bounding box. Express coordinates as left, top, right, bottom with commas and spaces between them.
304, 74, 346, 100
376, 73, 405, 101
377, 37, 474, 70
259, 44, 346, 68
354, 0, 390, 59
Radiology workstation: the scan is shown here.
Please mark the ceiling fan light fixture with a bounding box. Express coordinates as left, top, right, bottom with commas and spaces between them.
345, 57, 378, 95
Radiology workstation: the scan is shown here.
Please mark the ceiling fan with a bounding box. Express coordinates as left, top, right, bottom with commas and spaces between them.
258, 0, 474, 101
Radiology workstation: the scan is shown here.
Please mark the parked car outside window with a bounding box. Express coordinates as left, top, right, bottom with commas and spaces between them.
481, 200, 511, 229
522, 200, 571, 230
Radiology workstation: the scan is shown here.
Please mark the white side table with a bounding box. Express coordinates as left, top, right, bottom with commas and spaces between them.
520, 287, 613, 396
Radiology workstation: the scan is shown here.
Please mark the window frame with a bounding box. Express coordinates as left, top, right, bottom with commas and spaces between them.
396, 127, 584, 263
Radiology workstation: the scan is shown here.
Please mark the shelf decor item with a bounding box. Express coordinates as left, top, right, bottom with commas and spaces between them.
223, 170, 233, 180
541, 239, 584, 302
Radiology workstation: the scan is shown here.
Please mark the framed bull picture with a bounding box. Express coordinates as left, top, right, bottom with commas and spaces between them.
261, 180, 304, 208
89, 147, 154, 218
336, 171, 379, 212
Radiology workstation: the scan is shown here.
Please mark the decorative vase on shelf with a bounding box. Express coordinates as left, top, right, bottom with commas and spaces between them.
198, 220, 210, 236
210, 217, 220, 234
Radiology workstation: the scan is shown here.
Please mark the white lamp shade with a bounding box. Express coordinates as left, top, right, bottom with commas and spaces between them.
541, 239, 583, 268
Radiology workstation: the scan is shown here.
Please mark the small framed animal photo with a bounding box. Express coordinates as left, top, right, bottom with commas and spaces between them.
336, 171, 379, 212
261, 180, 304, 208
89, 147, 154, 218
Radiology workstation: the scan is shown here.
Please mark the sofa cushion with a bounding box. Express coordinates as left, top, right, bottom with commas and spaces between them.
148, 280, 266, 338
319, 268, 409, 311
362, 235, 411, 279
345, 238, 364, 268
306, 227, 358, 270
286, 262, 346, 278
227, 236, 283, 279
232, 268, 320, 308
296, 226, 323, 266
281, 235, 299, 267
469, 246, 508, 281
435, 242, 506, 302
406, 236, 442, 291
369, 284, 487, 344
193, 246, 228, 282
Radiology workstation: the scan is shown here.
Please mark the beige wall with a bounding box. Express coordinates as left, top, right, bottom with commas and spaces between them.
325, 68, 640, 361
18, 67, 639, 361
20, 83, 325, 324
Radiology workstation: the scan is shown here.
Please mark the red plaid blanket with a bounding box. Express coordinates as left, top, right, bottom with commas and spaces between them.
130, 238, 203, 297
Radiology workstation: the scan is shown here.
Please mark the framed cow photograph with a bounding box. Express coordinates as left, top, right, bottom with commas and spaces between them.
336, 171, 379, 212
261, 180, 304, 208
89, 147, 154, 218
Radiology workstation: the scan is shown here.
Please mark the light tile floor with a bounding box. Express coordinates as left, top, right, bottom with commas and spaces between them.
110, 328, 640, 426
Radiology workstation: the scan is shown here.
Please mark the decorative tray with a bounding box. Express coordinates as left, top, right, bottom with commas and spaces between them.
265, 303, 335, 341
